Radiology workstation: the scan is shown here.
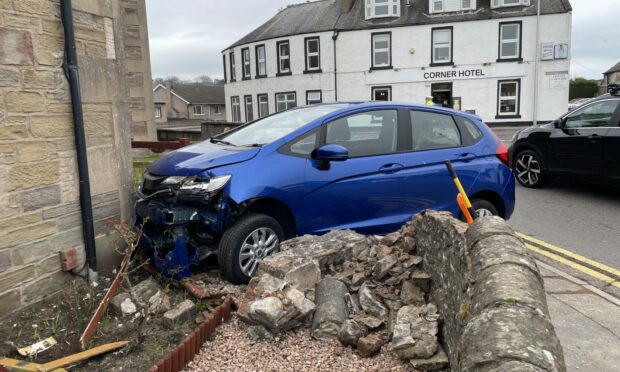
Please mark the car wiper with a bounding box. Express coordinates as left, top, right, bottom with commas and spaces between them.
241, 143, 265, 147
210, 138, 235, 146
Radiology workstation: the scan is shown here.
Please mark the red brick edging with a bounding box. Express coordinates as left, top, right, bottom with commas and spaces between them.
149, 297, 236, 372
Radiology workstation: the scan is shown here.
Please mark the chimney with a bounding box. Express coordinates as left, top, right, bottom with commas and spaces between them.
340, 0, 355, 12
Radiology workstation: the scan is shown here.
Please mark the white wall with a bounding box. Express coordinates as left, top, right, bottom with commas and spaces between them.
224, 12, 571, 124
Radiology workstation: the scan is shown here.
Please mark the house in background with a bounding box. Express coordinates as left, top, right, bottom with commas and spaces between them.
600, 61, 620, 95
153, 82, 226, 125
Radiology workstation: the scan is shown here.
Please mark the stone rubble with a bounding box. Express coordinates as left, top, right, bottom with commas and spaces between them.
242, 226, 448, 370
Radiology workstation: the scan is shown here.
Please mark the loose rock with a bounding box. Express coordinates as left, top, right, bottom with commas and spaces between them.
163, 299, 196, 329
338, 319, 367, 347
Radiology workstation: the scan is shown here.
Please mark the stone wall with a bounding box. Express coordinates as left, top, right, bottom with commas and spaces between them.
412, 211, 565, 371
0, 0, 154, 317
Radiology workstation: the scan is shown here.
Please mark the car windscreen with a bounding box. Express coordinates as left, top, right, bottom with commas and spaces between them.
218, 105, 344, 147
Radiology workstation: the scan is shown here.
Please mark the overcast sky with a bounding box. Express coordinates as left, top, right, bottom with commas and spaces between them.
145, 0, 618, 81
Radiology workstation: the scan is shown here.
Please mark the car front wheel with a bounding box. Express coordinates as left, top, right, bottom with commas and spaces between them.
513, 150, 545, 188
218, 213, 284, 284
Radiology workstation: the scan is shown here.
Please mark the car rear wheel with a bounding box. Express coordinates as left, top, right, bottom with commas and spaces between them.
218, 213, 284, 284
513, 150, 545, 188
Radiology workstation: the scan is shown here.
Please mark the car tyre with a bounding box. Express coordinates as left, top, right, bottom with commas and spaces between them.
218, 213, 284, 284
513, 149, 546, 188
470, 198, 500, 218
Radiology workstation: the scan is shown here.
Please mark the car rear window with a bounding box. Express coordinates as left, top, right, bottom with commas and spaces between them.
462, 118, 483, 141
410, 110, 462, 151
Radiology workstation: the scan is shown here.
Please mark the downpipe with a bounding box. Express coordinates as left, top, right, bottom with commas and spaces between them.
60, 0, 98, 283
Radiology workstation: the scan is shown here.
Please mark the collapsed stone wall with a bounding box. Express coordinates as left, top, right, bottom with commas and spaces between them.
413, 211, 565, 371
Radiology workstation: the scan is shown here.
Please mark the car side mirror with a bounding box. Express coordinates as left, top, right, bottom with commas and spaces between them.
553, 120, 561, 128
315, 144, 349, 162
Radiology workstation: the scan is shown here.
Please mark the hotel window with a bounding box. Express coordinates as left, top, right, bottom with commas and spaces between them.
491, 0, 530, 8
154, 106, 161, 119
277, 41, 291, 75
432, 27, 452, 65
497, 80, 520, 117
430, 0, 475, 12
255, 45, 266, 78
498, 22, 522, 61
305, 37, 321, 72
231, 96, 241, 122
242, 48, 251, 79
306, 91, 322, 105
365, 0, 400, 20
193, 105, 204, 116
372, 86, 391, 101
372, 32, 391, 69
276, 92, 296, 112
258, 94, 269, 118
244, 95, 254, 122
229, 52, 236, 82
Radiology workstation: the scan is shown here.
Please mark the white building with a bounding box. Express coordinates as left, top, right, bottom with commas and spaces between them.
223, 0, 572, 125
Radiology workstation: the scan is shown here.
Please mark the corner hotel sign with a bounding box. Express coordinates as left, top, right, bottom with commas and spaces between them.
366, 63, 527, 85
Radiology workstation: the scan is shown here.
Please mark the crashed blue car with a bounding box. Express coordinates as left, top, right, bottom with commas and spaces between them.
135, 102, 515, 283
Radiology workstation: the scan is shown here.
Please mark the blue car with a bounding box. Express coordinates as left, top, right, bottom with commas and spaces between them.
136, 102, 515, 283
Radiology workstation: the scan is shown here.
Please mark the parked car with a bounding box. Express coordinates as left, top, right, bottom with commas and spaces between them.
136, 102, 515, 283
509, 84, 620, 188
568, 97, 592, 111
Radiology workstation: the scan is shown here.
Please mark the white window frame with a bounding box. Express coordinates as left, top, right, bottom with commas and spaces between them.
242, 48, 251, 79
258, 94, 269, 118
154, 106, 161, 119
497, 80, 520, 117
491, 0, 530, 8
276, 92, 296, 112
193, 105, 204, 116
372, 33, 391, 69
306, 91, 322, 105
432, 28, 452, 64
461, 0, 474, 10
244, 95, 253, 122
499, 22, 521, 60
305, 38, 321, 71
256, 45, 266, 77
429, 0, 476, 13
231, 96, 241, 122
278, 41, 290, 74
213, 105, 221, 115
365, 0, 400, 20
372, 86, 392, 101
230, 52, 236, 81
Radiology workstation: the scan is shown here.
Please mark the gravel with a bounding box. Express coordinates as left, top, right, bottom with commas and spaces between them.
184, 319, 412, 372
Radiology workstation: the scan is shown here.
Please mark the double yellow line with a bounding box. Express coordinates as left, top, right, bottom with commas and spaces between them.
518, 232, 620, 289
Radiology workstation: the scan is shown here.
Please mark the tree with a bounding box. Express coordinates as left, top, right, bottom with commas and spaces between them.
569, 78, 599, 100
194, 75, 213, 83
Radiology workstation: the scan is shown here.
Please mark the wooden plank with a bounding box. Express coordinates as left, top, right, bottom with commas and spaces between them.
40, 341, 128, 371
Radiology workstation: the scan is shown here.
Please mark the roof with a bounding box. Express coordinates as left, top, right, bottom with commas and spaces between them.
227, 0, 572, 49
605, 61, 620, 75
155, 83, 225, 104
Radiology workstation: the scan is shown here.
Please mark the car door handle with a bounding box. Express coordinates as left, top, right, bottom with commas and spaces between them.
379, 163, 404, 174
457, 153, 476, 162
588, 134, 603, 143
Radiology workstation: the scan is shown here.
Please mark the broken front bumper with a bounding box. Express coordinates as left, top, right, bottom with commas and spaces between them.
134, 173, 237, 280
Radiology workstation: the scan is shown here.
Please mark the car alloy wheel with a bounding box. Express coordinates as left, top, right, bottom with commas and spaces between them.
476, 208, 495, 217
238, 227, 280, 277
514, 152, 542, 187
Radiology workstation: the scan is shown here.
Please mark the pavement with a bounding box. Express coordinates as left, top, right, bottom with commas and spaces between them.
491, 125, 620, 371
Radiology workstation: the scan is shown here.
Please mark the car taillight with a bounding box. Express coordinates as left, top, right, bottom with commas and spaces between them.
496, 142, 509, 167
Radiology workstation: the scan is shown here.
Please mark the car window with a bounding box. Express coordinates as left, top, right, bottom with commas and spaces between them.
565, 100, 620, 129
289, 131, 318, 156
461, 117, 483, 141
410, 110, 461, 151
325, 110, 398, 157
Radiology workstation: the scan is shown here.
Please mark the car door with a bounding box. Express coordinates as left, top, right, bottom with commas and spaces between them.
545, 99, 618, 176
601, 99, 620, 183
299, 109, 413, 235
400, 109, 479, 215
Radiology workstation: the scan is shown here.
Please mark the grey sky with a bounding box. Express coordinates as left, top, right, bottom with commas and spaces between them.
145, 0, 619, 81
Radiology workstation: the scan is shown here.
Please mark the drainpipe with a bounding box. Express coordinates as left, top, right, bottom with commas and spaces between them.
60, 0, 98, 283
332, 31, 339, 102
533, 0, 541, 125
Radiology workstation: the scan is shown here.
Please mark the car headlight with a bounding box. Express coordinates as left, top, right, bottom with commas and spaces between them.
179, 175, 232, 193
161, 176, 186, 185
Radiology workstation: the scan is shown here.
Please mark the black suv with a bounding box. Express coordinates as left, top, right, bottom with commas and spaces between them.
509, 84, 620, 188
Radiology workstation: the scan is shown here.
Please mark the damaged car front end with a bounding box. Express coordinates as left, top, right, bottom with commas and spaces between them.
135, 172, 237, 280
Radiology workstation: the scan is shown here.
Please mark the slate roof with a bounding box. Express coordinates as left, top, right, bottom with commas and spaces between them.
227, 0, 572, 49
605, 61, 620, 74
171, 83, 225, 104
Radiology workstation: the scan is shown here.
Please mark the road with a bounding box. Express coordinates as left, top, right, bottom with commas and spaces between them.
494, 126, 620, 296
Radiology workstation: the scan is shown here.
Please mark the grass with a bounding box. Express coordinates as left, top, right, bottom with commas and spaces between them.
133, 154, 163, 188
